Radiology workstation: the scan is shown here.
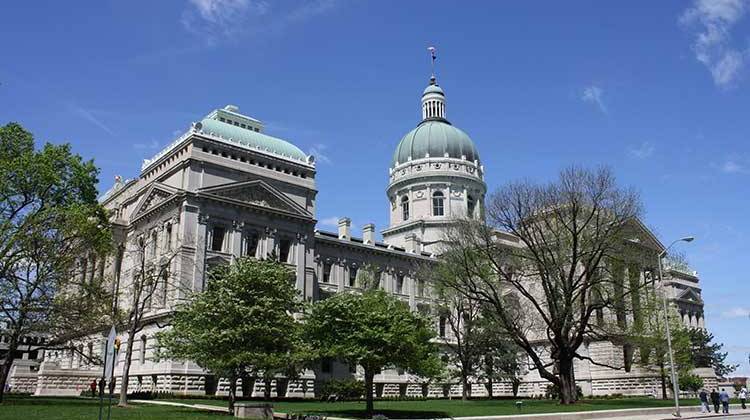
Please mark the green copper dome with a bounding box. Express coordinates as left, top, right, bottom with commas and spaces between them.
391, 120, 479, 168
423, 84, 444, 95
199, 118, 308, 163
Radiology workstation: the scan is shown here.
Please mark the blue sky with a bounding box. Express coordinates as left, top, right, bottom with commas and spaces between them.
1, 0, 749, 376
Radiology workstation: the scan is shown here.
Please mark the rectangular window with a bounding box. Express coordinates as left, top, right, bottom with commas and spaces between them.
396, 273, 405, 294
140, 336, 147, 364
349, 267, 358, 287
244, 232, 259, 257
439, 316, 447, 337
165, 223, 172, 251
210, 226, 225, 252
323, 262, 332, 283
160, 268, 169, 306
278, 238, 292, 263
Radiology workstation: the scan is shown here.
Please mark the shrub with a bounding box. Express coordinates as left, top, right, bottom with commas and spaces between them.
320, 378, 365, 401
127, 391, 176, 400
544, 384, 583, 400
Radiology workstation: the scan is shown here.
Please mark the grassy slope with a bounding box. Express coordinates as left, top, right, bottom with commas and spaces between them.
164, 397, 701, 418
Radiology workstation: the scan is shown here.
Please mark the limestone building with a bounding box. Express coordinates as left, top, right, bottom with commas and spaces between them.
14, 74, 711, 398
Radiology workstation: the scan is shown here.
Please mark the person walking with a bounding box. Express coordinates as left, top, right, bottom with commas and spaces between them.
710, 389, 721, 413
699, 388, 709, 413
89, 379, 97, 398
740, 386, 748, 409
720, 388, 731, 414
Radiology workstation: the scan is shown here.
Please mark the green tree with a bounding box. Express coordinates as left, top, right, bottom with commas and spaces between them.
677, 373, 704, 396
436, 290, 484, 401
628, 289, 692, 399
304, 289, 442, 417
687, 328, 737, 377
157, 257, 310, 413
475, 310, 523, 398
0, 122, 113, 403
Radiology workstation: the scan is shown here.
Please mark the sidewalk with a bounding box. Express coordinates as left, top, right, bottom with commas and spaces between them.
448, 404, 748, 420
132, 399, 750, 420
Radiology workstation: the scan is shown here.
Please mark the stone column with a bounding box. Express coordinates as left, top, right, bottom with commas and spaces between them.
231, 221, 243, 259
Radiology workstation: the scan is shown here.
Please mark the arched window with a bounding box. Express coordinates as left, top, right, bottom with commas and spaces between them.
432, 191, 445, 216
467, 195, 476, 218
401, 196, 410, 221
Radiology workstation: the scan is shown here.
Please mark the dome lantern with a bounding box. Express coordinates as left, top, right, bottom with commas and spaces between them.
421, 76, 446, 121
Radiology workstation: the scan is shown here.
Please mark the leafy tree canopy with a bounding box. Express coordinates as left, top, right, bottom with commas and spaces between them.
688, 328, 737, 377
157, 257, 311, 411
0, 122, 113, 403
304, 289, 442, 415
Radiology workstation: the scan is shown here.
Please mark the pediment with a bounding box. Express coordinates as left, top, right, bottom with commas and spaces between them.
624, 218, 665, 253
676, 287, 702, 303
131, 183, 179, 220
199, 180, 311, 218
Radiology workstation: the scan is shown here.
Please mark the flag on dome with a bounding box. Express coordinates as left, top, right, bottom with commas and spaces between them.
428, 46, 436, 62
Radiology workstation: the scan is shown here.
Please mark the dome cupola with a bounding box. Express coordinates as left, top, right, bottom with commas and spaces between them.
421, 76, 446, 120
390, 76, 480, 169
383, 71, 487, 254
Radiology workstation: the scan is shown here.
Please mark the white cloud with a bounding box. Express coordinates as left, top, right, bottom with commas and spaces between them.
628, 142, 655, 159
318, 216, 356, 231
182, 0, 267, 42
721, 159, 745, 173
722, 307, 750, 318
680, 0, 749, 87
68, 104, 115, 135
581, 85, 607, 114
308, 143, 331, 164
133, 139, 161, 150
182, 0, 337, 43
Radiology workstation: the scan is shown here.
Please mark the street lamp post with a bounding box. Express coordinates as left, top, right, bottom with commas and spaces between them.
657, 236, 694, 418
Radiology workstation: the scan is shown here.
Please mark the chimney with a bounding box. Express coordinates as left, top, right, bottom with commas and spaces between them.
405, 233, 417, 253
363, 223, 375, 245
338, 217, 351, 240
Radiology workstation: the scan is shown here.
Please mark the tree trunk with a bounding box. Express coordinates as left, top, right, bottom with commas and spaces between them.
228, 372, 238, 414
364, 369, 375, 418
118, 327, 137, 406
241, 374, 255, 398
263, 374, 272, 400
0, 336, 18, 403
486, 380, 493, 399
461, 368, 469, 401
558, 358, 577, 404
659, 362, 667, 400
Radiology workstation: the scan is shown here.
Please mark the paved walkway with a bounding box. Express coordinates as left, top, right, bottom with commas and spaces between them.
132, 399, 750, 420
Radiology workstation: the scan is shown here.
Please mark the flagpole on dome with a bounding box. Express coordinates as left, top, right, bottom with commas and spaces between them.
428, 46, 437, 81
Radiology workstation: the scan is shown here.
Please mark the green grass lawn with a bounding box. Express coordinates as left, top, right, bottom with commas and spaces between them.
0, 395, 228, 420
163, 396, 701, 418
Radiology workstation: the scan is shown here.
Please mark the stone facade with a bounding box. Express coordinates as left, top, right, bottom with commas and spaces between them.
14, 75, 714, 398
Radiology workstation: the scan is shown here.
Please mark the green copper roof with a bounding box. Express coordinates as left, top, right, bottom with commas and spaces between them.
391, 120, 479, 168
423, 84, 444, 95
199, 118, 308, 163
